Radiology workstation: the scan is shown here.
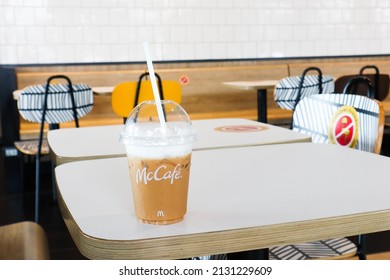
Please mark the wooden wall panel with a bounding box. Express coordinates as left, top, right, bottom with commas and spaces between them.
14, 57, 390, 138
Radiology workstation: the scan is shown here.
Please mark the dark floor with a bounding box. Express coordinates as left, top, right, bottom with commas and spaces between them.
2, 133, 390, 260
0, 156, 86, 260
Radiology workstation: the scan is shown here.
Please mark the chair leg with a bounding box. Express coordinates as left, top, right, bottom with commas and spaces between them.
51, 161, 57, 203
34, 155, 40, 223
357, 234, 367, 260
18, 151, 25, 192
227, 249, 269, 260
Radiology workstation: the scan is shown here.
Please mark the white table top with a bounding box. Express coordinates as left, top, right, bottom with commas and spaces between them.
223, 80, 279, 91
92, 86, 114, 95
12, 89, 22, 100
55, 143, 390, 259
48, 118, 311, 165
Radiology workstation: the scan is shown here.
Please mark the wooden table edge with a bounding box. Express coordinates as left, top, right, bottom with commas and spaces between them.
57, 189, 390, 260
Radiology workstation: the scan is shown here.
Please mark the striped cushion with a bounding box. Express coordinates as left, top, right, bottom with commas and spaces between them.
270, 238, 357, 260
196, 238, 356, 260
18, 83, 94, 124
292, 93, 383, 153
274, 75, 335, 110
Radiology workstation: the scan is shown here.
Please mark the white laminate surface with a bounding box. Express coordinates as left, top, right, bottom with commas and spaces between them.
48, 118, 311, 164
13, 89, 22, 100
223, 80, 279, 91
55, 143, 390, 242
92, 86, 114, 95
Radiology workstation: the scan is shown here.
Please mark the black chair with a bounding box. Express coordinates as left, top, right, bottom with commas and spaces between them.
342, 76, 374, 98
334, 65, 389, 101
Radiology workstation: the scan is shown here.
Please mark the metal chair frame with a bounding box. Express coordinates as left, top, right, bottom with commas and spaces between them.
35, 75, 79, 223
126, 72, 166, 123
134, 72, 164, 109
294, 66, 323, 111
359, 65, 380, 99
341, 76, 374, 260
343, 75, 374, 99
334, 65, 389, 101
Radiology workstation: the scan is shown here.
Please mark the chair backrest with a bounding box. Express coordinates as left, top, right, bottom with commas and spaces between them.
292, 93, 384, 154
342, 76, 374, 98
334, 65, 390, 101
274, 66, 335, 111
112, 75, 182, 119
17, 75, 94, 124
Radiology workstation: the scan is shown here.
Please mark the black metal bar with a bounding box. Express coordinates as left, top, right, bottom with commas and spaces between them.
134, 72, 165, 106
49, 124, 60, 130
290, 66, 323, 129
359, 65, 379, 76
357, 234, 367, 260
46, 75, 79, 127
134, 72, 147, 109
133, 72, 166, 123
0, 66, 19, 146
227, 249, 269, 260
360, 65, 380, 100
295, 66, 323, 110
35, 74, 78, 223
51, 161, 57, 202
35, 79, 51, 223
257, 89, 267, 123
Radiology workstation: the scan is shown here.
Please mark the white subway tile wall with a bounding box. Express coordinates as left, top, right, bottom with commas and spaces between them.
1, 0, 390, 64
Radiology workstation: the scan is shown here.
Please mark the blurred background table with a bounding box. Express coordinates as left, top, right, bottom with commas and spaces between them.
223, 80, 279, 123
91, 86, 114, 96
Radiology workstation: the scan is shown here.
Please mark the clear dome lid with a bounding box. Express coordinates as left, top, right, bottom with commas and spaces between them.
119, 100, 197, 146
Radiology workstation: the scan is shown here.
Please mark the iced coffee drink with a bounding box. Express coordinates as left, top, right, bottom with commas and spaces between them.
120, 100, 196, 225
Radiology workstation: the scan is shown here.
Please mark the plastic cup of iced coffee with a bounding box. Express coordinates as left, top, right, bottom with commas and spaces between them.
120, 100, 197, 225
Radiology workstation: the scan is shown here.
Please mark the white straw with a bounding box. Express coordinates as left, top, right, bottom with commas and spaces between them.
143, 42, 166, 128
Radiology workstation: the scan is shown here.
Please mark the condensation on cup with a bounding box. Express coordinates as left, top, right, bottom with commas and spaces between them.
120, 100, 197, 225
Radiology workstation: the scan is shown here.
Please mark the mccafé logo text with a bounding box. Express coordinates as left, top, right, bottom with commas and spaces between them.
136, 164, 183, 185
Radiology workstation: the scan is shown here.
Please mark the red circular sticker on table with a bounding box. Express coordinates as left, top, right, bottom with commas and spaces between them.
214, 125, 268, 133
180, 75, 190, 86
328, 106, 359, 148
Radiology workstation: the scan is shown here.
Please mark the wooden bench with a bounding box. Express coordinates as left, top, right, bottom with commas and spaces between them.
13, 57, 390, 139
